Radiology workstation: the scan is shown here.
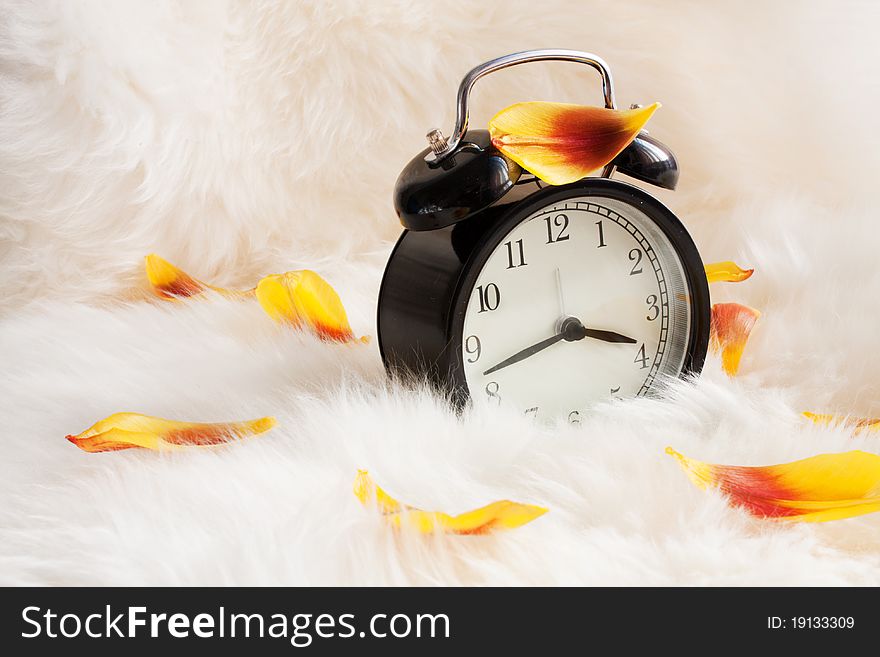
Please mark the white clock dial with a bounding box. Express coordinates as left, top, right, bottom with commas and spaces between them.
461, 196, 692, 421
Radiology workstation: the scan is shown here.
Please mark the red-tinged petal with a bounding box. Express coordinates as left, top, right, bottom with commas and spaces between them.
803, 412, 880, 433
67, 412, 276, 453
488, 101, 659, 185
705, 261, 754, 284
710, 303, 760, 375
667, 447, 880, 522
255, 270, 367, 343
144, 254, 254, 300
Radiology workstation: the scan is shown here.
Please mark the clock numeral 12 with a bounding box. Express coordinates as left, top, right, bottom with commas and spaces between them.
504, 239, 527, 269
544, 214, 570, 244
476, 283, 500, 313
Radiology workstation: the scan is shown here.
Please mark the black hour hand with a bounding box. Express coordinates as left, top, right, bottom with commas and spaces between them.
582, 327, 637, 344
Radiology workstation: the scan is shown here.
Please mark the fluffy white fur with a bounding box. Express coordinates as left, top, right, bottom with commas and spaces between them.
2, 0, 880, 585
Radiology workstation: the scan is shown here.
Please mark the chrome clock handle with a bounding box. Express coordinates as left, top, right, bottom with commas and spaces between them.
425, 49, 617, 164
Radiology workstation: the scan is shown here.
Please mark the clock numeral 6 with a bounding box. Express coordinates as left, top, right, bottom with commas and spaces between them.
634, 344, 650, 369
568, 410, 581, 424
464, 335, 481, 363
646, 294, 660, 321
485, 381, 501, 404
629, 248, 644, 275
476, 283, 500, 313
544, 214, 570, 244
504, 239, 527, 269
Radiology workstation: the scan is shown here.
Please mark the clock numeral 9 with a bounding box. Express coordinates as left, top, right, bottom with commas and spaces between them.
646, 294, 660, 321
634, 343, 650, 369
504, 239, 527, 269
544, 214, 570, 244
485, 381, 501, 404
629, 248, 644, 275
476, 283, 500, 313
464, 335, 481, 363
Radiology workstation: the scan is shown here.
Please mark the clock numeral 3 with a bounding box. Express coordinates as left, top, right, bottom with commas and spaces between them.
634, 344, 650, 369
464, 335, 481, 363
646, 294, 660, 321
544, 214, 570, 244
504, 239, 527, 269
485, 381, 501, 404
595, 220, 607, 248
476, 283, 500, 313
629, 248, 644, 275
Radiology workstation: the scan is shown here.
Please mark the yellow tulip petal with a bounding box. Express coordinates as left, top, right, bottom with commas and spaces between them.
705, 261, 754, 284
67, 412, 276, 453
354, 470, 547, 535
488, 101, 659, 185
710, 303, 760, 376
144, 254, 253, 300
803, 412, 880, 433
353, 469, 402, 515
667, 447, 880, 522
255, 270, 366, 343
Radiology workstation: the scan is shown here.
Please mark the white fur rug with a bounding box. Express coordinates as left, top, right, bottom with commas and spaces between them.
2, 0, 880, 586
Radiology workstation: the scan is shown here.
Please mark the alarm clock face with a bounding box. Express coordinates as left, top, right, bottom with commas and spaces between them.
457, 184, 707, 421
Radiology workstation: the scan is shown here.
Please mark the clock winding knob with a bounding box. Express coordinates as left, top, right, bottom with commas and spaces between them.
426, 129, 449, 155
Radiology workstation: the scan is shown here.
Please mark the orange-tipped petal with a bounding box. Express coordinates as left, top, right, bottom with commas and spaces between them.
803, 412, 880, 433
67, 412, 276, 453
354, 470, 547, 535
255, 270, 366, 343
705, 261, 754, 284
488, 101, 659, 185
710, 302, 760, 376
144, 254, 254, 300
667, 447, 880, 522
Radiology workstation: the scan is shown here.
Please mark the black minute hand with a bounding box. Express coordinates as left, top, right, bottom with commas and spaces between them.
482, 333, 566, 376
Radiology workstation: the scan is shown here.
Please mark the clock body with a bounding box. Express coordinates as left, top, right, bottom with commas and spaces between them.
377, 177, 710, 419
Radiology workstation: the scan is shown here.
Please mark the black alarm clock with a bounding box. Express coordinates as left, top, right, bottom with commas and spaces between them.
378, 49, 710, 421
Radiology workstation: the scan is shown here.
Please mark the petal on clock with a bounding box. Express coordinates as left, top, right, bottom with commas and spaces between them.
704, 261, 754, 284
803, 412, 880, 433
488, 101, 660, 185
354, 470, 548, 535
255, 270, 367, 343
67, 412, 276, 452
666, 447, 880, 522
710, 303, 760, 376
145, 254, 254, 300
